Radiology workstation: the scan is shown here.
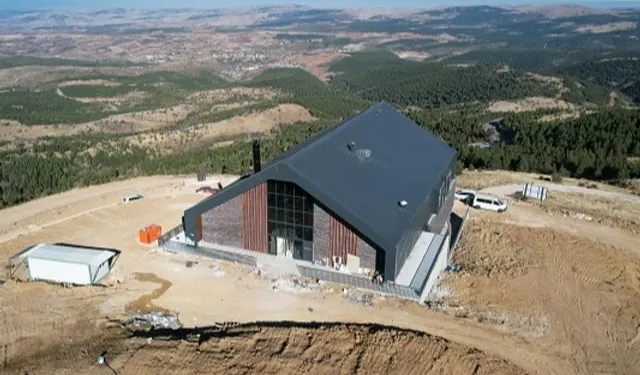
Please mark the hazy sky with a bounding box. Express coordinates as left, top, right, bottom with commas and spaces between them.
3, 0, 640, 10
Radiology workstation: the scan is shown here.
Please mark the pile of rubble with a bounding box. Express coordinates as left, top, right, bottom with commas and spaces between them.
210, 264, 226, 278
271, 276, 317, 293
123, 311, 182, 330
343, 289, 373, 306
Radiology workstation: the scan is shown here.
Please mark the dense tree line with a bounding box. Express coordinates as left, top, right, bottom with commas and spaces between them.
559, 58, 640, 103
61, 85, 138, 98
330, 62, 558, 108
246, 68, 370, 119
412, 108, 640, 181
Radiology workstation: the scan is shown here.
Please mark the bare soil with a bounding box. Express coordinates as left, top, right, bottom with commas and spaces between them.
457, 169, 631, 194
57, 79, 122, 87
540, 190, 640, 233
109, 323, 528, 375
288, 50, 348, 81
127, 103, 315, 152
487, 97, 575, 113
439, 215, 640, 375
1, 173, 640, 375
575, 21, 638, 34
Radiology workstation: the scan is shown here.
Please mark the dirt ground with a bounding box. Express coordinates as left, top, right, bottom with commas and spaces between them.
457, 169, 632, 194
575, 21, 638, 34
1, 173, 640, 375
127, 103, 315, 152
487, 97, 576, 113
108, 323, 527, 375
437, 210, 640, 375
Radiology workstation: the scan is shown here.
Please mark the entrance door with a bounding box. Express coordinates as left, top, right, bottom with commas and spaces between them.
276, 236, 295, 258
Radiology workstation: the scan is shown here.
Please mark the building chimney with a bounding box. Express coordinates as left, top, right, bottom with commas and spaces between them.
252, 138, 262, 173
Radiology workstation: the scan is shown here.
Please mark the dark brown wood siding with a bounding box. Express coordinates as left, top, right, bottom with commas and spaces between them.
242, 182, 268, 253
195, 214, 203, 242
329, 216, 358, 266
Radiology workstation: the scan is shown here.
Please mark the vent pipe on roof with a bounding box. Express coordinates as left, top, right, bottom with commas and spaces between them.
398, 200, 408, 208
347, 141, 356, 152
252, 138, 261, 173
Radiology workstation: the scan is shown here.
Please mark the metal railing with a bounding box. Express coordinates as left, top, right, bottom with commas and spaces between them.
158, 224, 183, 246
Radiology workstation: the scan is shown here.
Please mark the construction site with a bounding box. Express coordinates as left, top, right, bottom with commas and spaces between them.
1, 105, 640, 375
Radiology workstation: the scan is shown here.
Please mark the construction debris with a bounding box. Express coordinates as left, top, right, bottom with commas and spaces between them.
271, 276, 317, 293
210, 264, 226, 277
123, 311, 182, 330
343, 290, 373, 306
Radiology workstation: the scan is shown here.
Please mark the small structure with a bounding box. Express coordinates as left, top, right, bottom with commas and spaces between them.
197, 167, 207, 182
139, 224, 162, 244
522, 183, 549, 201
10, 243, 121, 285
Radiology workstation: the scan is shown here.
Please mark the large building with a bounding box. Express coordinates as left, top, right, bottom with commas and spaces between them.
182, 102, 457, 284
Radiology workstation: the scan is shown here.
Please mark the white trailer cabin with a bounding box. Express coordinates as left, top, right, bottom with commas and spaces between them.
11, 243, 121, 285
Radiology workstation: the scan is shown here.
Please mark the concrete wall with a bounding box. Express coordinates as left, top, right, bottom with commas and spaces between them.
201, 195, 243, 249
428, 187, 455, 233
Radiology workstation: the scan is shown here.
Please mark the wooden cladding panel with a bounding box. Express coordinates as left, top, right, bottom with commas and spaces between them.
242, 183, 268, 253
329, 216, 358, 266
195, 214, 203, 242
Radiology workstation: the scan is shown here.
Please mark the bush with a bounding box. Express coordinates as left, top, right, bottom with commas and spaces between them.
587, 183, 598, 189
551, 172, 563, 183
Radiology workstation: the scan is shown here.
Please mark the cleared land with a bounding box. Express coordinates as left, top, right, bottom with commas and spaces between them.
0, 171, 639, 374
487, 97, 576, 113
110, 324, 527, 375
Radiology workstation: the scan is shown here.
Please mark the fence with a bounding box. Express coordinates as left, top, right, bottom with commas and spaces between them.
157, 224, 183, 247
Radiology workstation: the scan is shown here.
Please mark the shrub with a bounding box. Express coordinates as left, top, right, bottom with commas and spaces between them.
551, 172, 563, 183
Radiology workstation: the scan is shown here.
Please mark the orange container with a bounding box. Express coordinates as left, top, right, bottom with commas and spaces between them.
139, 224, 162, 244
139, 229, 151, 244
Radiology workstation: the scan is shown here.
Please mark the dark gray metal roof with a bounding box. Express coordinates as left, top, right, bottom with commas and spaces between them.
184, 102, 456, 255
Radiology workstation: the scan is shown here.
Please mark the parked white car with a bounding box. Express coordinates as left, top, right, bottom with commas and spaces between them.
454, 189, 477, 202
122, 194, 145, 202
470, 194, 508, 213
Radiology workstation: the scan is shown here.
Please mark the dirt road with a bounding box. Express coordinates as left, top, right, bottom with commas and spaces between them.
481, 182, 640, 202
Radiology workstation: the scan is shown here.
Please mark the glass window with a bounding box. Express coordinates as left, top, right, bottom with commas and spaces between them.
294, 211, 304, 225
285, 183, 294, 195
294, 197, 304, 211
306, 197, 313, 211
277, 209, 285, 222
268, 207, 275, 220
295, 226, 303, 240
276, 194, 285, 209
276, 181, 284, 194
303, 227, 313, 241
304, 213, 313, 227
268, 221, 274, 234
284, 195, 293, 210
267, 180, 275, 191
268, 193, 275, 207
285, 209, 295, 223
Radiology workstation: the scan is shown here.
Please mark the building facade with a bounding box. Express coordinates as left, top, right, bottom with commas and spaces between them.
183, 102, 457, 282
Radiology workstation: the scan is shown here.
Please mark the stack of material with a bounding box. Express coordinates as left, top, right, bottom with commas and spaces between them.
124, 311, 182, 330
139, 224, 163, 244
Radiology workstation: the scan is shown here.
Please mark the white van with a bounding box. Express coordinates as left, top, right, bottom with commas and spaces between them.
470, 194, 508, 213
